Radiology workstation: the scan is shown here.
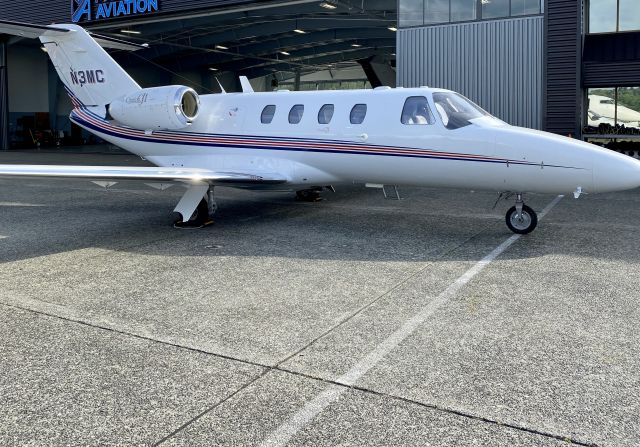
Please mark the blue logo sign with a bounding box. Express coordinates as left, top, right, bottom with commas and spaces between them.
72, 0, 91, 22
72, 0, 160, 23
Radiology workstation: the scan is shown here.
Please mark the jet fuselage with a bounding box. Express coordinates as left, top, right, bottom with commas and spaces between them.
72, 87, 640, 196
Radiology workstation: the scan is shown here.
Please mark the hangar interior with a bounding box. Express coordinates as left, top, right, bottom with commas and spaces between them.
1, 0, 397, 150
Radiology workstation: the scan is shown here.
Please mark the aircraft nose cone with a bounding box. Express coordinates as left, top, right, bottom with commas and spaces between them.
593, 151, 640, 193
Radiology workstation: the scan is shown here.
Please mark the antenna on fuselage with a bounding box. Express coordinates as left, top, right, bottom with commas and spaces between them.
239, 76, 254, 93
214, 77, 226, 94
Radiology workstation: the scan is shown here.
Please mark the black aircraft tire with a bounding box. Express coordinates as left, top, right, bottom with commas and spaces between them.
296, 189, 322, 202
505, 205, 538, 234
193, 198, 211, 223
174, 199, 212, 229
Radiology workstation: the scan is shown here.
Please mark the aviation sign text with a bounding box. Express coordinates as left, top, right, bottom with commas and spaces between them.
72, 0, 159, 23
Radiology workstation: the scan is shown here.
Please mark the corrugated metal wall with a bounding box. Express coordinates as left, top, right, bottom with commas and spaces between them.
0, 39, 8, 150
583, 32, 640, 87
397, 16, 544, 129
583, 61, 640, 87
543, 0, 581, 136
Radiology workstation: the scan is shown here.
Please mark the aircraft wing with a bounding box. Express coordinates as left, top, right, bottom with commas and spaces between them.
0, 165, 287, 185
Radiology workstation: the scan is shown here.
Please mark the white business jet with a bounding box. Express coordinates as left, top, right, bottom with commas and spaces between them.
1, 21, 640, 234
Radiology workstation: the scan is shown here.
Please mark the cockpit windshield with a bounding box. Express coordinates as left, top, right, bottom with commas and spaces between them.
432, 92, 491, 130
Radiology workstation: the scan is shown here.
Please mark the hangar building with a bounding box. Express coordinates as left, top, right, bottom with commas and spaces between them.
0, 0, 639, 154
398, 0, 640, 155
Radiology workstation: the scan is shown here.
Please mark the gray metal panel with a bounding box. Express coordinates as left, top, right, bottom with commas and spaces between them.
0, 38, 7, 150
582, 32, 640, 87
0, 2, 65, 25
397, 16, 544, 129
583, 61, 640, 87
544, 0, 581, 136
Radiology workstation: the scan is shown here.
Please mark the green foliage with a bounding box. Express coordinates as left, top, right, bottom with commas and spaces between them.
618, 87, 640, 112
590, 87, 640, 112
590, 88, 615, 99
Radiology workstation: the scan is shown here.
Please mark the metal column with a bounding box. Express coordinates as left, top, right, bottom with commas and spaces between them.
0, 38, 8, 151
293, 70, 301, 91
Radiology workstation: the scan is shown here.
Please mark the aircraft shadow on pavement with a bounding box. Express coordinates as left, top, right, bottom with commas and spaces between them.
1, 186, 640, 265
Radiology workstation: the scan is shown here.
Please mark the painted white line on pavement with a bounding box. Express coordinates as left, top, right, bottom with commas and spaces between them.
260, 195, 564, 447
0, 202, 46, 207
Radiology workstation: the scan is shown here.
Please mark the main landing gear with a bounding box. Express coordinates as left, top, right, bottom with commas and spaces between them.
174, 186, 217, 229
295, 186, 335, 202
505, 193, 538, 234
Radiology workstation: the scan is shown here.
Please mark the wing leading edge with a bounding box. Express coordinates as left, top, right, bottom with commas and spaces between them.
0, 164, 288, 224
0, 165, 288, 185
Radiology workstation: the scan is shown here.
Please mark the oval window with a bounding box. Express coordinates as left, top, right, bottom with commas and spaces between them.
289, 104, 305, 124
318, 104, 335, 124
350, 104, 367, 124
261, 105, 276, 124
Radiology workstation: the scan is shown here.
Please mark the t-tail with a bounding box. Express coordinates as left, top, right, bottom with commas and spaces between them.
0, 21, 201, 130
0, 20, 142, 107
40, 24, 141, 106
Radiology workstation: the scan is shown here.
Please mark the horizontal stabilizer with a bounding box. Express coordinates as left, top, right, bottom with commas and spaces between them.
0, 165, 288, 185
0, 20, 146, 51
90, 33, 148, 51
0, 20, 70, 39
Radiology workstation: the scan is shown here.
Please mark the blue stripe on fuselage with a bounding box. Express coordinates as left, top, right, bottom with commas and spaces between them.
70, 109, 585, 170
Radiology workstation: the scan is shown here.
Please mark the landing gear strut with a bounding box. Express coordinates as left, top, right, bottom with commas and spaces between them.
207, 186, 218, 217
174, 186, 216, 229
505, 193, 538, 234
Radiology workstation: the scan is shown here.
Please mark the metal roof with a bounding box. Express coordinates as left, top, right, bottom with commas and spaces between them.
98, 0, 397, 82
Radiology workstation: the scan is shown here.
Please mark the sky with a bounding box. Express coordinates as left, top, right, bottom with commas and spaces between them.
590, 0, 640, 33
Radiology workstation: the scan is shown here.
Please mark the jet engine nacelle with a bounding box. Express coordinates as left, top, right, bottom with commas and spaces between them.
108, 86, 200, 131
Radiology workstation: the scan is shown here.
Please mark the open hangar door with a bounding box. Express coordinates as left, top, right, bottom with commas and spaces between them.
0, 0, 397, 150
99, 0, 398, 93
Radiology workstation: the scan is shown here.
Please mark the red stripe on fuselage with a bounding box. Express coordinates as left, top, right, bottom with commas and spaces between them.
72, 108, 506, 163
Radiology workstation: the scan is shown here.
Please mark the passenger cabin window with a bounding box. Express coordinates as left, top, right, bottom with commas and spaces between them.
318, 104, 334, 124
261, 105, 276, 124
350, 104, 367, 124
289, 105, 305, 124
401, 96, 434, 125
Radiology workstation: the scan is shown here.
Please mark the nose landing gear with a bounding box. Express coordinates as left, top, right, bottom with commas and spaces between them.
505, 193, 538, 234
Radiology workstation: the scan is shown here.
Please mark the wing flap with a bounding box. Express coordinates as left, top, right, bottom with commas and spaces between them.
0, 165, 287, 185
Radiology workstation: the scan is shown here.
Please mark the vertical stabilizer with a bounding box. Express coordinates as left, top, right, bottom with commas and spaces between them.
39, 24, 140, 106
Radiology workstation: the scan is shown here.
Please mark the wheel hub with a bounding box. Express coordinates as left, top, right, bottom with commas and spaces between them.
510, 211, 532, 230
